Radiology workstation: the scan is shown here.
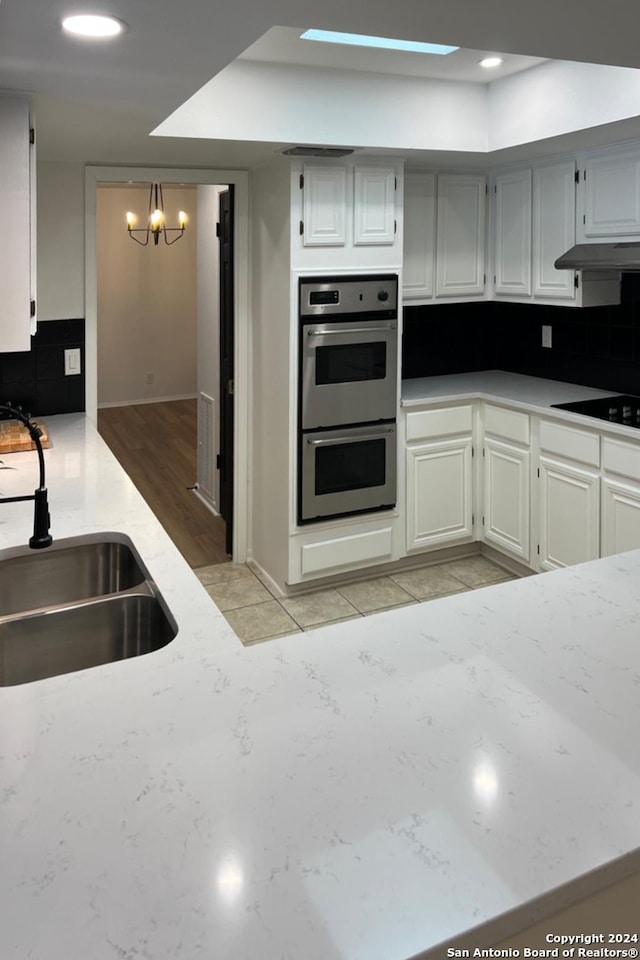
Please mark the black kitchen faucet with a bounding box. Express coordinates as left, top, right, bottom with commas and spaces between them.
0, 403, 52, 549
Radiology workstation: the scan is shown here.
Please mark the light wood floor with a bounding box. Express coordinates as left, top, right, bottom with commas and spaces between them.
98, 399, 230, 569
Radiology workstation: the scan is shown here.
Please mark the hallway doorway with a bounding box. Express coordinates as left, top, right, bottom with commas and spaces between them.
85, 165, 251, 564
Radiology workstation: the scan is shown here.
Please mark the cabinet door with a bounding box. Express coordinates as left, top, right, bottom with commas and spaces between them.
403, 173, 436, 299
532, 160, 576, 299
494, 168, 532, 297
406, 436, 473, 551
353, 166, 396, 245
483, 438, 530, 562
436, 174, 486, 297
538, 456, 599, 570
601, 477, 640, 557
0, 94, 33, 351
302, 164, 346, 246
583, 149, 640, 237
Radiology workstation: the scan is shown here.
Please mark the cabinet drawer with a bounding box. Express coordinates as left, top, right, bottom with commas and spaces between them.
300, 526, 393, 576
484, 404, 529, 444
406, 404, 473, 442
539, 420, 600, 466
602, 436, 640, 481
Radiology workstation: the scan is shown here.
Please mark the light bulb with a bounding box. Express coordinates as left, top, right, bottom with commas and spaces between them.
62, 15, 126, 38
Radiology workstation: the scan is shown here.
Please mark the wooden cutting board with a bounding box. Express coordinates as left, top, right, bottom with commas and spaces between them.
0, 419, 51, 453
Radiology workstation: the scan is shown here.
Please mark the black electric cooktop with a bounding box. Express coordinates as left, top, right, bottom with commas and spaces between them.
551, 394, 640, 428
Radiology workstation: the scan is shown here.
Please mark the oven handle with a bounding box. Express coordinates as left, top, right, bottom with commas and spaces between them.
308, 428, 395, 447
307, 323, 396, 336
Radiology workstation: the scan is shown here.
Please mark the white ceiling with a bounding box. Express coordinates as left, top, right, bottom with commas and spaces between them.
2, 0, 640, 167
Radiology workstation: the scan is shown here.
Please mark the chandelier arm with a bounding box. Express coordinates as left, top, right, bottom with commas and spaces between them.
163, 229, 186, 245
128, 228, 150, 246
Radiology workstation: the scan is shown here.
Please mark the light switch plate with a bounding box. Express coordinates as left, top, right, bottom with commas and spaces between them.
542, 325, 552, 349
64, 347, 81, 376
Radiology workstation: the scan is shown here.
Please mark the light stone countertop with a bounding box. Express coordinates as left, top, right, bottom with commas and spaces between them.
402, 370, 621, 414
2, 406, 640, 959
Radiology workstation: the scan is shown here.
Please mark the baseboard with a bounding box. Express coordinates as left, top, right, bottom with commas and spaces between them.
192, 486, 220, 517
249, 540, 537, 599
98, 393, 198, 409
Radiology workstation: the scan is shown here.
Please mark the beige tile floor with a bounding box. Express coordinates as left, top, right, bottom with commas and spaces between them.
195, 554, 518, 645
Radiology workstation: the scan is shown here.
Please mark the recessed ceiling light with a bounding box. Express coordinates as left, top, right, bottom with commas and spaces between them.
479, 56, 504, 69
301, 29, 459, 55
61, 14, 126, 38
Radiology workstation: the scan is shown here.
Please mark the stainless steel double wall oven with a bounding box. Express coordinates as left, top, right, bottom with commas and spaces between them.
298, 273, 399, 523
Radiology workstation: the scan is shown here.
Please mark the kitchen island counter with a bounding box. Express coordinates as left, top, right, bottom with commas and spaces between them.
2, 412, 640, 959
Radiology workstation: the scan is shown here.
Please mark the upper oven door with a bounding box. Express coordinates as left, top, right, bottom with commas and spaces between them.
300, 318, 398, 429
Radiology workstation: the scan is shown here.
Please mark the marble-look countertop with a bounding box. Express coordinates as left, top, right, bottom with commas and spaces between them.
401, 370, 620, 405
2, 408, 640, 959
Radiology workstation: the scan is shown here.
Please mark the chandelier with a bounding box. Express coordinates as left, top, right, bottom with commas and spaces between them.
125, 182, 187, 246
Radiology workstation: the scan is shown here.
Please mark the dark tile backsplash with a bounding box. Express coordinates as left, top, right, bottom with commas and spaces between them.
402, 273, 640, 396
0, 319, 85, 416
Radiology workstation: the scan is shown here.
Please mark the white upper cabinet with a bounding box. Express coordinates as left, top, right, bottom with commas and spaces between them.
0, 94, 35, 352
492, 160, 577, 303
353, 166, 396, 245
494, 168, 532, 297
294, 160, 402, 269
582, 147, 640, 238
435, 173, 486, 298
301, 164, 347, 246
532, 160, 576, 299
490, 158, 615, 305
403, 173, 436, 299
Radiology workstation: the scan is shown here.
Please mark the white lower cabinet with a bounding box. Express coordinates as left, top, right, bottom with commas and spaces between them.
288, 518, 396, 584
404, 404, 474, 553
481, 404, 531, 563
406, 437, 474, 551
537, 419, 600, 570
483, 438, 530, 562
538, 456, 600, 570
601, 435, 640, 556
601, 478, 640, 556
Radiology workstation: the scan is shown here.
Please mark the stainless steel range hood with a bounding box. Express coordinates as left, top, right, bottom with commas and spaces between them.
555, 242, 640, 271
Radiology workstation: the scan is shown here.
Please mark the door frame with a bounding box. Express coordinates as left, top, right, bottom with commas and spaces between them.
84, 164, 251, 563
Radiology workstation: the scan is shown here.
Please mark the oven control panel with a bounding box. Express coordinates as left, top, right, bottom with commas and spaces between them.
300, 274, 398, 318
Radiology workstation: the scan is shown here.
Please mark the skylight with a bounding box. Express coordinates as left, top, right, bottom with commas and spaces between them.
300, 29, 459, 56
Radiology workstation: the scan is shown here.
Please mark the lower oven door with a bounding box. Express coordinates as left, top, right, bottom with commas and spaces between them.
300, 422, 396, 523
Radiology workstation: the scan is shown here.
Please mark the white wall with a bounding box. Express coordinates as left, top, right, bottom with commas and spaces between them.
96, 184, 197, 406
156, 57, 640, 160
489, 61, 640, 151
154, 60, 489, 153
249, 159, 293, 583
37, 161, 85, 320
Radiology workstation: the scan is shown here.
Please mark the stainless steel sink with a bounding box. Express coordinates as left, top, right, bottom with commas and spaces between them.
0, 533, 177, 686
0, 532, 147, 617
0, 594, 176, 686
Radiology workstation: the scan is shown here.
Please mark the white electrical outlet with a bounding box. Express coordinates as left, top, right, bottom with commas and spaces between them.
145, 372, 154, 385
64, 347, 81, 376
542, 325, 552, 349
